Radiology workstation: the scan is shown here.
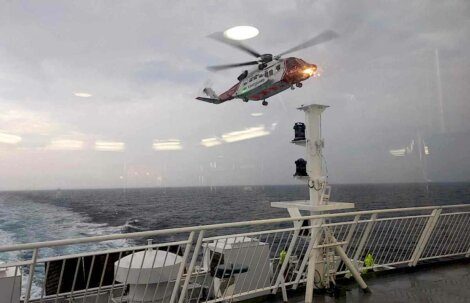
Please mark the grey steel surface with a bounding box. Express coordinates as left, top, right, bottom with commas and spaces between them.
268, 260, 470, 303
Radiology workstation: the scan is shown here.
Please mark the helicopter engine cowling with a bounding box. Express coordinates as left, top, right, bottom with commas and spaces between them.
259, 54, 273, 63
237, 70, 248, 81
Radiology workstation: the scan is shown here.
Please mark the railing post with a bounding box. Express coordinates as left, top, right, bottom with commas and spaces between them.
305, 220, 323, 303
169, 231, 195, 303
272, 208, 303, 296
324, 229, 369, 292
333, 215, 360, 274
292, 229, 316, 290
24, 248, 39, 303
409, 208, 442, 266
178, 231, 205, 303
343, 215, 361, 252
353, 213, 377, 269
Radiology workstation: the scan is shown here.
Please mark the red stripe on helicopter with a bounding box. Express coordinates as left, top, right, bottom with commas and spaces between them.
219, 83, 240, 101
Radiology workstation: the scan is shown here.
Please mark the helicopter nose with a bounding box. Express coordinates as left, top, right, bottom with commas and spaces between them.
302, 64, 317, 77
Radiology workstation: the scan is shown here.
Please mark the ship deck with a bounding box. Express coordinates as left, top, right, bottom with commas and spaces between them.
269, 259, 470, 303
2, 204, 470, 303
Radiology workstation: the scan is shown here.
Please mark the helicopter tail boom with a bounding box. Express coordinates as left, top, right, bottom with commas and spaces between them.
196, 87, 224, 104
196, 97, 224, 104
196, 83, 239, 104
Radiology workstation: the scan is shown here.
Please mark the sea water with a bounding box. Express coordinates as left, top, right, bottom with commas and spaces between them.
0, 183, 469, 296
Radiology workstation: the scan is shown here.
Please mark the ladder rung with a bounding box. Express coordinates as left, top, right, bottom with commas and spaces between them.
313, 241, 347, 249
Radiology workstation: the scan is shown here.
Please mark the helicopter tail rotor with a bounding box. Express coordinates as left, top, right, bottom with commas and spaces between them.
203, 87, 218, 99
197, 86, 223, 104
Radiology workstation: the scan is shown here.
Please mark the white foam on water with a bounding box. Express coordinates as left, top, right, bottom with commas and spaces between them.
0, 195, 128, 298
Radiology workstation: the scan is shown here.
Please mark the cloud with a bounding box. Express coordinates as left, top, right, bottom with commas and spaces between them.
0, 0, 469, 189
0, 106, 58, 135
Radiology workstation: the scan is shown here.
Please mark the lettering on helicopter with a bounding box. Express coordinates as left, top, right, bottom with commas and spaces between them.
245, 76, 266, 90
249, 79, 264, 89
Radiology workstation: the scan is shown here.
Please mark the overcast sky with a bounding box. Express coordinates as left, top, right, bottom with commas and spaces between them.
0, 0, 469, 190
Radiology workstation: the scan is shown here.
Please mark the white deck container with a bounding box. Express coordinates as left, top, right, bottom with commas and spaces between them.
114, 250, 182, 303
0, 266, 21, 303
203, 237, 271, 301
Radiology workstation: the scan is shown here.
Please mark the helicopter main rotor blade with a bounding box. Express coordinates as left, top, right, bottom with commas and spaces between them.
207, 61, 259, 72
208, 32, 262, 58
276, 30, 339, 57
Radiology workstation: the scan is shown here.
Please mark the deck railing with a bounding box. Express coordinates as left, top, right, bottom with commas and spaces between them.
1, 204, 469, 303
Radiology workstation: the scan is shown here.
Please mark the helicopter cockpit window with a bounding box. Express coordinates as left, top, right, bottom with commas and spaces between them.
269, 70, 274, 76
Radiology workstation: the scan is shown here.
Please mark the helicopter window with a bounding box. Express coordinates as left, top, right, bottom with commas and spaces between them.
265, 71, 269, 77
276, 65, 281, 71
249, 77, 253, 82
269, 70, 274, 76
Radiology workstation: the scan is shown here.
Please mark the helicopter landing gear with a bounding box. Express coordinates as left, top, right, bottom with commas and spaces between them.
296, 82, 303, 88
262, 100, 268, 106
290, 85, 295, 90
242, 97, 249, 102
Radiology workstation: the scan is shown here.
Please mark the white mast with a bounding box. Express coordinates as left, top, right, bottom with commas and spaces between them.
301, 104, 328, 206
271, 104, 365, 303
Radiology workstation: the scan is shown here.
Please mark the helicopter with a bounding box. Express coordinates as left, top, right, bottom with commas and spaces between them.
196, 30, 338, 106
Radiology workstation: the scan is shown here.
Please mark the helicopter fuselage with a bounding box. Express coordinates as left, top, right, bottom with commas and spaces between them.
218, 57, 317, 103
197, 30, 336, 105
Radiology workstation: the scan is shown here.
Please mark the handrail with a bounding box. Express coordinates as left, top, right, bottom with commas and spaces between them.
1, 203, 469, 303
1, 203, 469, 252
